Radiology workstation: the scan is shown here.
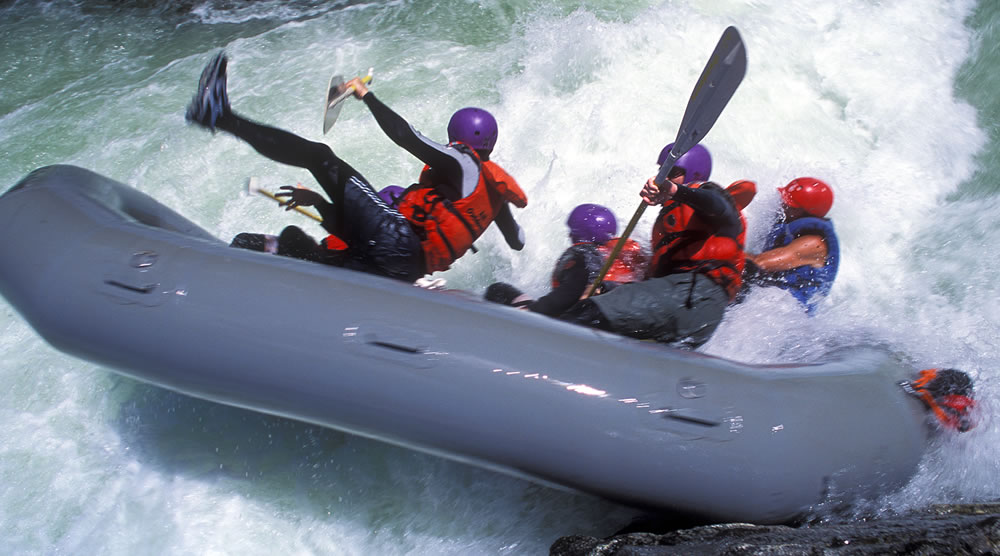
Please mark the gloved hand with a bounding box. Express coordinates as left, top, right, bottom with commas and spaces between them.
484, 282, 533, 308
275, 185, 326, 210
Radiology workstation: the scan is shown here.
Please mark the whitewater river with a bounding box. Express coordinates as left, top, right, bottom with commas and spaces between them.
2, 0, 998, 553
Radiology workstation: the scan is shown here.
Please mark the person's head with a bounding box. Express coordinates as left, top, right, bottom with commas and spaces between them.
377, 185, 405, 208
657, 143, 712, 184
777, 177, 833, 219
567, 203, 617, 244
448, 107, 498, 160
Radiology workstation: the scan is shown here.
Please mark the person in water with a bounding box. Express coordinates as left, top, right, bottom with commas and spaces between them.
185, 52, 528, 283
484, 203, 648, 316
902, 367, 977, 433
743, 177, 839, 312
557, 144, 756, 348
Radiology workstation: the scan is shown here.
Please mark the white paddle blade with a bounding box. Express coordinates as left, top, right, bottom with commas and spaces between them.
323, 74, 347, 134
246, 176, 261, 194
323, 70, 374, 134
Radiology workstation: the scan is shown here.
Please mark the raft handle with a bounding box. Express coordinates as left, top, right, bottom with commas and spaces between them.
369, 341, 422, 354
653, 408, 721, 428
104, 280, 158, 295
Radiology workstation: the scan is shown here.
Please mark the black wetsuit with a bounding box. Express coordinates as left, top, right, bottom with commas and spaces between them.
530, 243, 604, 315
485, 243, 608, 316
219, 93, 522, 282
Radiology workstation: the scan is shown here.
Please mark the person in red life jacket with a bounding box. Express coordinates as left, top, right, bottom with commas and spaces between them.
901, 368, 977, 433
484, 203, 648, 315
556, 144, 756, 348
186, 52, 527, 283
743, 177, 839, 313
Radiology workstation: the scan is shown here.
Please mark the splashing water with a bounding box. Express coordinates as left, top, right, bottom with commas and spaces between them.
2, 0, 998, 552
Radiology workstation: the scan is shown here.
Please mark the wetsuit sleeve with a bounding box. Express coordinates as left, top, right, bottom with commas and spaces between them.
494, 203, 525, 250
529, 249, 590, 316
314, 200, 340, 236
671, 184, 742, 238
363, 93, 477, 200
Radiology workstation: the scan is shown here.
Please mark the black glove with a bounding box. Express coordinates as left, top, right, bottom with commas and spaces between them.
275, 186, 326, 210
484, 282, 525, 306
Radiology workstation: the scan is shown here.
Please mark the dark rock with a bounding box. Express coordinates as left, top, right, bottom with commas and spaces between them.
551, 503, 1000, 556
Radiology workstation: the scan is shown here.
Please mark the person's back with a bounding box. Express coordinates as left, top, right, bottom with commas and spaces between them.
745, 177, 838, 312
366, 103, 529, 273
647, 180, 750, 299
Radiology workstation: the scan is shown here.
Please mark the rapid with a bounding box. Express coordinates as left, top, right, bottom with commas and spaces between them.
1, 0, 998, 553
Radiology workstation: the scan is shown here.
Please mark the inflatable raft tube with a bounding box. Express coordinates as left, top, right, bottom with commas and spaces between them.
0, 165, 930, 524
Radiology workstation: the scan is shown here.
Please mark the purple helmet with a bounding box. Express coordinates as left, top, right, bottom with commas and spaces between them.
567, 203, 617, 244
657, 143, 712, 182
447, 107, 498, 154
377, 185, 405, 208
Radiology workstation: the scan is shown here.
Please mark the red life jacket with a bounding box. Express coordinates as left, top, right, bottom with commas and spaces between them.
649, 180, 755, 300
598, 238, 649, 284
397, 145, 527, 273
322, 234, 348, 251
549, 239, 647, 297
908, 368, 977, 432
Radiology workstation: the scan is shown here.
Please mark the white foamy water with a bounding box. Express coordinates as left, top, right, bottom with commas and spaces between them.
1, 0, 997, 553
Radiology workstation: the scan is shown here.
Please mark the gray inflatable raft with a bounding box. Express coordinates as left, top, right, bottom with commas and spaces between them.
0, 165, 930, 524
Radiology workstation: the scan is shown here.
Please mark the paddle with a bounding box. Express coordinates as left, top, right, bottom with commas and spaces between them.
246, 177, 323, 223
323, 68, 374, 134
584, 26, 747, 298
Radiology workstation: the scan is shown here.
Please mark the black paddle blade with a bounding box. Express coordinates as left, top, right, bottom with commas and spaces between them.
676, 26, 747, 150
656, 26, 747, 183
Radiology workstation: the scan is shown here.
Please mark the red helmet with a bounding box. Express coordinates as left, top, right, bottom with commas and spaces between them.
778, 177, 833, 217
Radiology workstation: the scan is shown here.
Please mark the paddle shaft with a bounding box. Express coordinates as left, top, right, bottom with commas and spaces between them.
584, 27, 746, 298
